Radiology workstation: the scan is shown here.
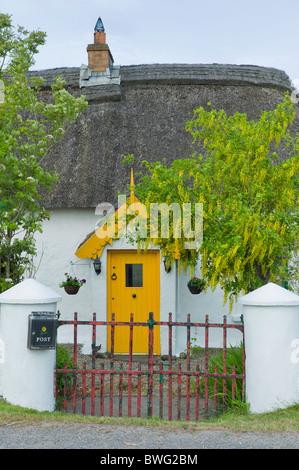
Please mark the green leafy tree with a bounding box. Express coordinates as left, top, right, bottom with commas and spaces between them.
128, 94, 299, 309
0, 14, 87, 292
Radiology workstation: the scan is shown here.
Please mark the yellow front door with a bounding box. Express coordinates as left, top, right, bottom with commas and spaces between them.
107, 250, 160, 354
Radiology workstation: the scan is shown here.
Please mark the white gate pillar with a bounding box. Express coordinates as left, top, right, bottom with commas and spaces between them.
0, 279, 61, 412
239, 282, 299, 413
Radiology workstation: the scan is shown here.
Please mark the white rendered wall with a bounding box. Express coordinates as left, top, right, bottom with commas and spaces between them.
176, 262, 243, 354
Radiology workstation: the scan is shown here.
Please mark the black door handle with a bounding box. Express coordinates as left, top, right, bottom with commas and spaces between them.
132, 293, 136, 298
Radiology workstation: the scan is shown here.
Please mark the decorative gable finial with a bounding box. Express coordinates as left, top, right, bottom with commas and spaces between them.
94, 17, 105, 32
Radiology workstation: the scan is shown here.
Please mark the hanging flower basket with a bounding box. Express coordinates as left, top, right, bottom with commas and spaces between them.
187, 277, 205, 295
188, 285, 204, 294
64, 285, 80, 295
59, 273, 86, 295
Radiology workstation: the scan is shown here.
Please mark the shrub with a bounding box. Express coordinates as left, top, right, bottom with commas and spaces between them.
56, 345, 76, 399
204, 342, 246, 411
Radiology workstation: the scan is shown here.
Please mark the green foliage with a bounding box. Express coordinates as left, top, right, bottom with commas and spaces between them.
56, 345, 75, 398
126, 94, 299, 308
0, 14, 87, 291
187, 276, 205, 289
203, 343, 246, 412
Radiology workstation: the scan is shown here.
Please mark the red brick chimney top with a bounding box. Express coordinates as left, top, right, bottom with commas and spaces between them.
87, 18, 113, 72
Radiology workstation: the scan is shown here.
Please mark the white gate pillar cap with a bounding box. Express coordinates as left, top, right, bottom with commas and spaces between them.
239, 282, 299, 306
0, 278, 62, 304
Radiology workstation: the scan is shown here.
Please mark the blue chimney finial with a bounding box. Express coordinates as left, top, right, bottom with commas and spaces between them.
94, 17, 105, 32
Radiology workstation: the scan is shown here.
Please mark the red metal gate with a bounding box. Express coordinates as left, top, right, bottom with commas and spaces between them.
55, 312, 245, 421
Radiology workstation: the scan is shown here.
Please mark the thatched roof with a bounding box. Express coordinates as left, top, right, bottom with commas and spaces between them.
31, 63, 295, 208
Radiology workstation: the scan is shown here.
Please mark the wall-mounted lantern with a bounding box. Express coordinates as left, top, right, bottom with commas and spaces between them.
93, 258, 102, 275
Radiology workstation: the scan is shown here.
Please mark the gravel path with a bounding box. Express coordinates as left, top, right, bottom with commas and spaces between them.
1, 421, 299, 450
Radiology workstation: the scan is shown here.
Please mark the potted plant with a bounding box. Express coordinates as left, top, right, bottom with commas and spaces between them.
187, 276, 205, 294
59, 273, 86, 295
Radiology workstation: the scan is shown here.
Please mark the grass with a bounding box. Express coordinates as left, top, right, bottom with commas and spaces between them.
1, 398, 299, 433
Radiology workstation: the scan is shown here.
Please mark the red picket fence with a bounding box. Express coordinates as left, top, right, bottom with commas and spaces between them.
55, 312, 245, 421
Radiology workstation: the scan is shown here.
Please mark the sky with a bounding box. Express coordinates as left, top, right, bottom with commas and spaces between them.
1, 0, 299, 84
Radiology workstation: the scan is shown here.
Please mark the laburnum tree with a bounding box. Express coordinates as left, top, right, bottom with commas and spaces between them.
0, 14, 87, 292
128, 93, 299, 310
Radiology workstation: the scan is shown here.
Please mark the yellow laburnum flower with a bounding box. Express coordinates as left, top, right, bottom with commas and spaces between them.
174, 245, 180, 259
230, 244, 240, 258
